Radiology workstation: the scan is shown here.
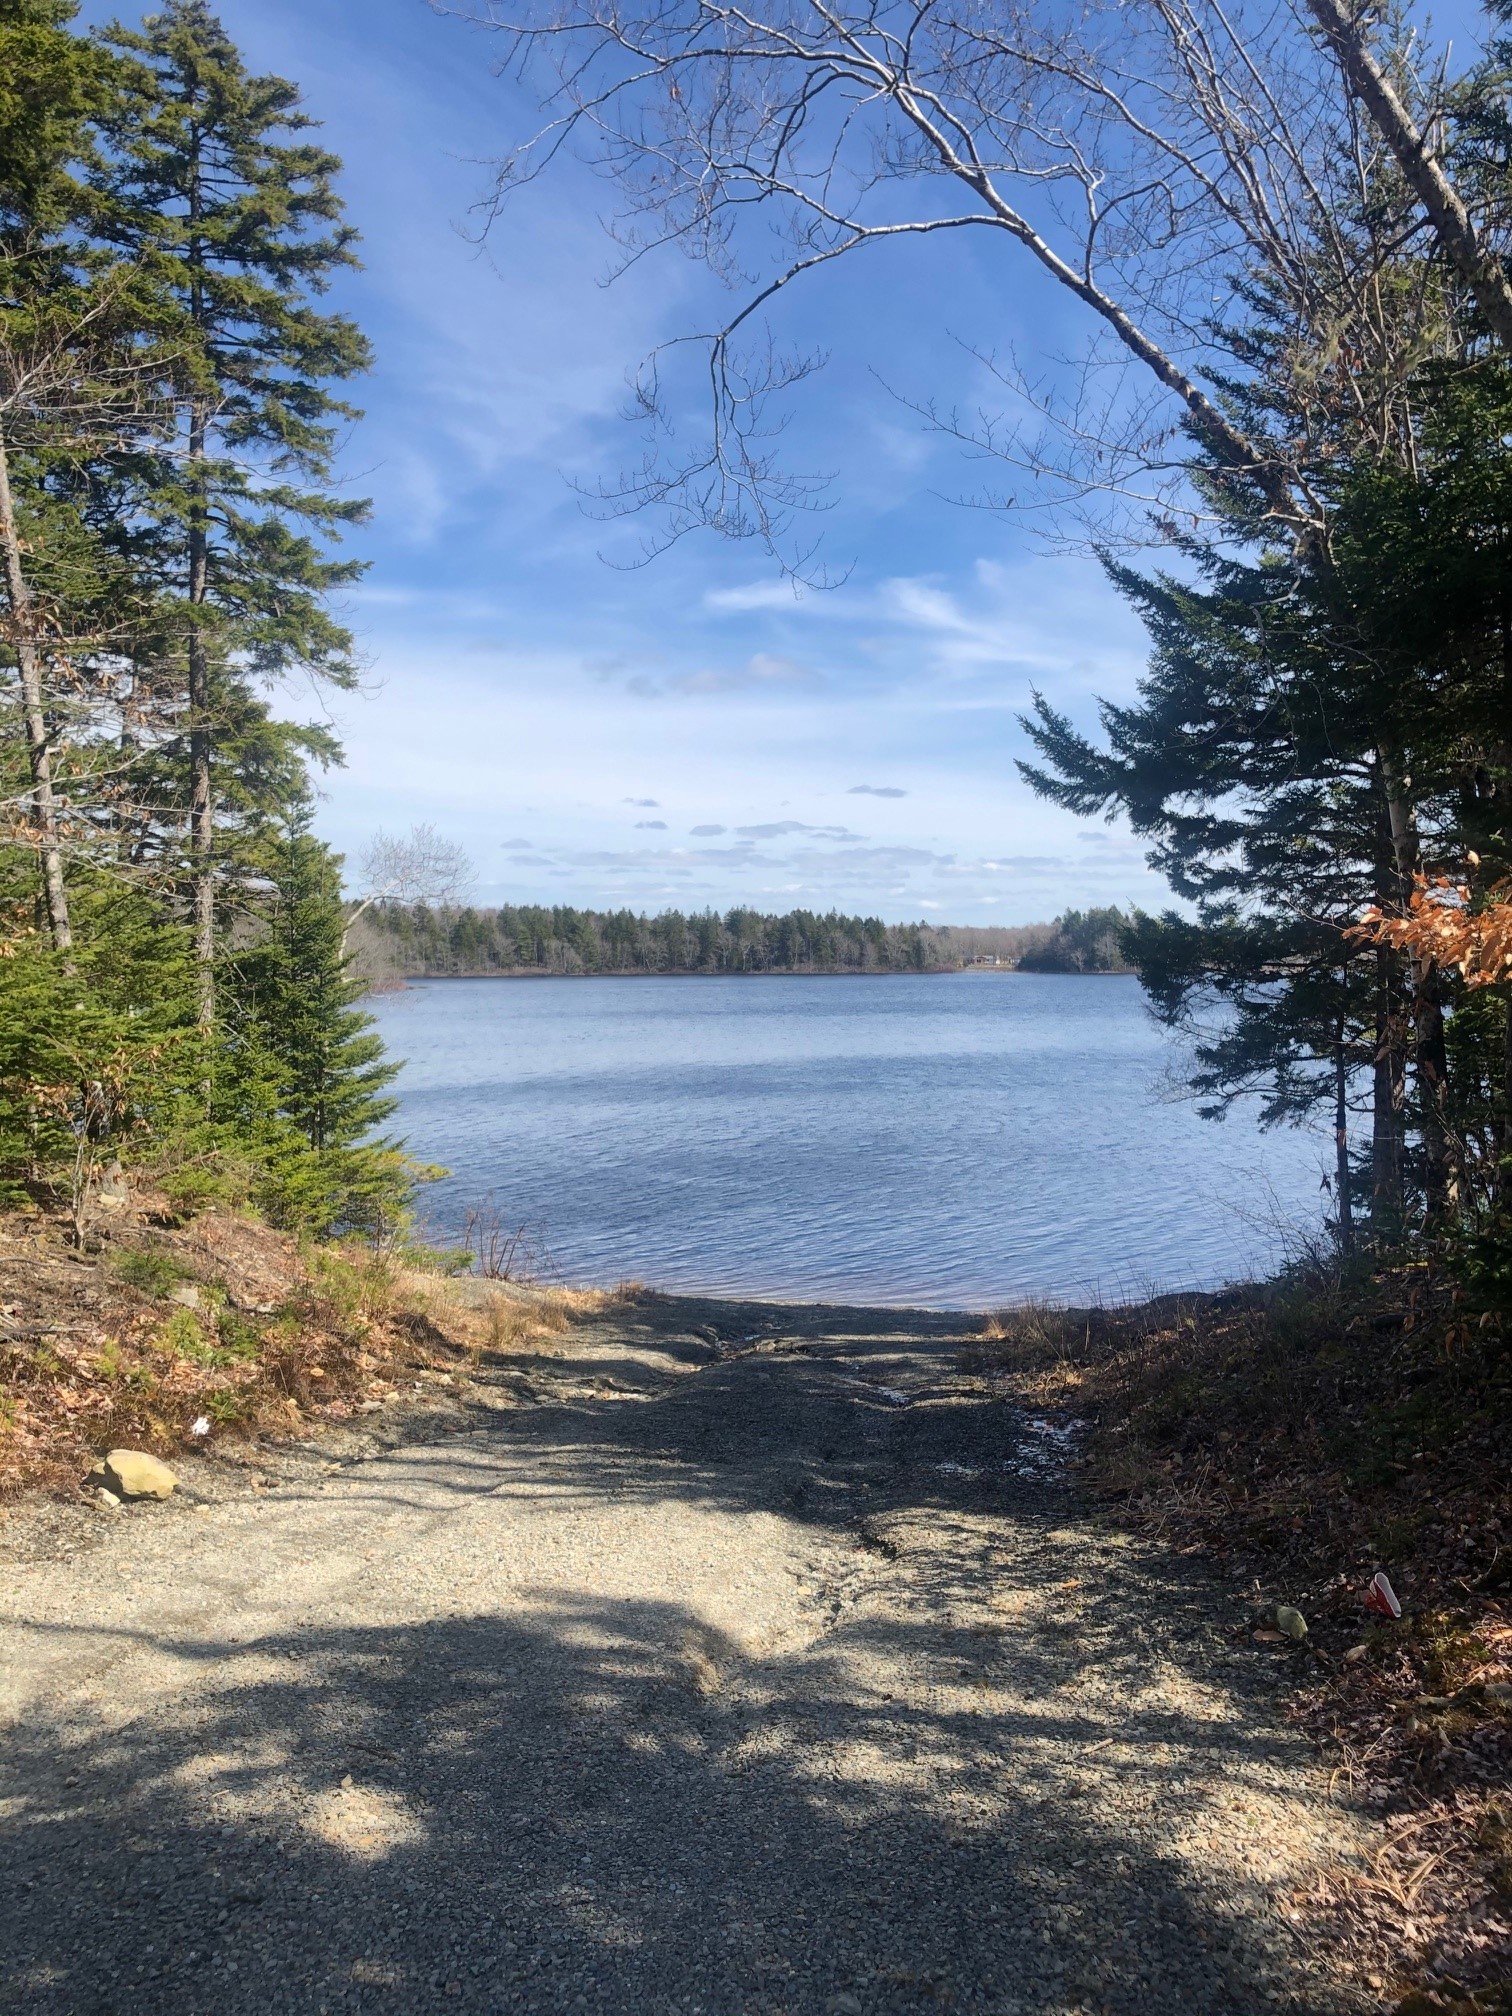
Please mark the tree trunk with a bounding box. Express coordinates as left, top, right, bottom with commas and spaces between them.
1371, 944, 1407, 1235
1335, 1019, 1355, 1255
187, 127, 214, 1032
1370, 771, 1406, 1233
1381, 749, 1459, 1219
1305, 0, 1512, 351
0, 424, 72, 955
187, 413, 214, 1031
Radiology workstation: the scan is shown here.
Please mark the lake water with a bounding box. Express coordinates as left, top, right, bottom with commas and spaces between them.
371, 972, 1328, 1309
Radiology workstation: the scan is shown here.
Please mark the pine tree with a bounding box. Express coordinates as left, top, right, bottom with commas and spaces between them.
90, 1, 370, 1026
229, 822, 407, 1238
0, 851, 202, 1224
1019, 539, 1388, 1242
0, 0, 119, 952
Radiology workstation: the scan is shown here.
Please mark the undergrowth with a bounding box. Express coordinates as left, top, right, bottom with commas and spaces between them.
968, 1256, 1512, 2009
0, 1207, 618, 1497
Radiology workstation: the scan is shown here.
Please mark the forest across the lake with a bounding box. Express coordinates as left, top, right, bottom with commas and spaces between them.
347, 901, 1133, 980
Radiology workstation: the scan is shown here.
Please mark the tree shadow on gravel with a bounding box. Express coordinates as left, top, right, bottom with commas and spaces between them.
2, 1304, 1366, 2016
4, 1600, 1355, 2016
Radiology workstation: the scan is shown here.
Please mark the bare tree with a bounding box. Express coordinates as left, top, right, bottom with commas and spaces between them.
1302, 0, 1512, 348
438, 0, 1466, 558
341, 822, 475, 954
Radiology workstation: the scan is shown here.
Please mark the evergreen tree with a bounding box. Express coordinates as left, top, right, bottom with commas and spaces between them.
0, 853, 203, 1223
0, 0, 134, 953
0, 4, 409, 1250
1019, 539, 1390, 1239
90, 0, 370, 1024
230, 822, 406, 1237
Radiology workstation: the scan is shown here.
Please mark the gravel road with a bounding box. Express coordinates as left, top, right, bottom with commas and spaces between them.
1, 1293, 1375, 2015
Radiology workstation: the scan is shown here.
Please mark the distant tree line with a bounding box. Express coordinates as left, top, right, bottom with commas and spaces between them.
346, 903, 1099, 979
1016, 908, 1133, 975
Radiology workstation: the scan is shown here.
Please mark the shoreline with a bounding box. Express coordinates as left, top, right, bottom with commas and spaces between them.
364, 965, 1137, 984
3, 1205, 1505, 2001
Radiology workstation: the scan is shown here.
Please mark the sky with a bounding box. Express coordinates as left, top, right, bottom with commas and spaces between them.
95, 0, 1190, 922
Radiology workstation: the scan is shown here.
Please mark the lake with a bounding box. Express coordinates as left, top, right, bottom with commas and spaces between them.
371, 972, 1328, 1308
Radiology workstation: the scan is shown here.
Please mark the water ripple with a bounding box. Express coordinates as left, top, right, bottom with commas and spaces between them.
372, 972, 1327, 1307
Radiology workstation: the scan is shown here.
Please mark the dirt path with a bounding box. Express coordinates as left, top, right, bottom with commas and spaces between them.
1, 1294, 1376, 2016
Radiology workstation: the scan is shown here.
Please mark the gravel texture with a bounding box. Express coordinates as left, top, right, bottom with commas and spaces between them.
0, 1293, 1376, 2015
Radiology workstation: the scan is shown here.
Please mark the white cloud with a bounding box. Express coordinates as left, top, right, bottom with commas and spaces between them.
654, 654, 821, 698
702, 581, 810, 613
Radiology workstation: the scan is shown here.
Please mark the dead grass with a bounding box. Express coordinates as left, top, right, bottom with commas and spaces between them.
0, 1207, 628, 1499
967, 1262, 1512, 2008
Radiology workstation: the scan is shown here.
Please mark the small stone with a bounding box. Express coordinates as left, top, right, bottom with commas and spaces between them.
169, 1282, 201, 1310
97, 1487, 122, 1510
1274, 1605, 1307, 1640
1486, 1681, 1512, 1708
827, 1997, 863, 2015
1344, 1643, 1367, 1664
101, 1449, 177, 1501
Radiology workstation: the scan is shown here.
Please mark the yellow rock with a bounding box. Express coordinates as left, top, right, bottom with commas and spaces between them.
100, 1449, 177, 1501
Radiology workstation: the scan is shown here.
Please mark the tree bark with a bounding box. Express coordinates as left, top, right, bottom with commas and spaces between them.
187, 401, 214, 1031
0, 423, 72, 954
1305, 0, 1512, 348
186, 116, 214, 1033
1381, 749, 1459, 1218
1371, 943, 1407, 1234
1370, 768, 1407, 1233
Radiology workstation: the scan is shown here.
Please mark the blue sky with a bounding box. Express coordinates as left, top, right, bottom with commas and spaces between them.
105, 0, 1185, 921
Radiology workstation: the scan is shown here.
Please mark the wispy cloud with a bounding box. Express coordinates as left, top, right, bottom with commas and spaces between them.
735, 820, 865, 842
228, 0, 1167, 926
702, 581, 809, 613
657, 653, 820, 698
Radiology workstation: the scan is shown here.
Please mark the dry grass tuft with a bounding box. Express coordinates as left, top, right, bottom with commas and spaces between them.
0, 1208, 619, 1496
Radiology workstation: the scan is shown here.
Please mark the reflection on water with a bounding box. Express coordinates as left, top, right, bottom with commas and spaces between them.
371, 971, 1325, 1308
